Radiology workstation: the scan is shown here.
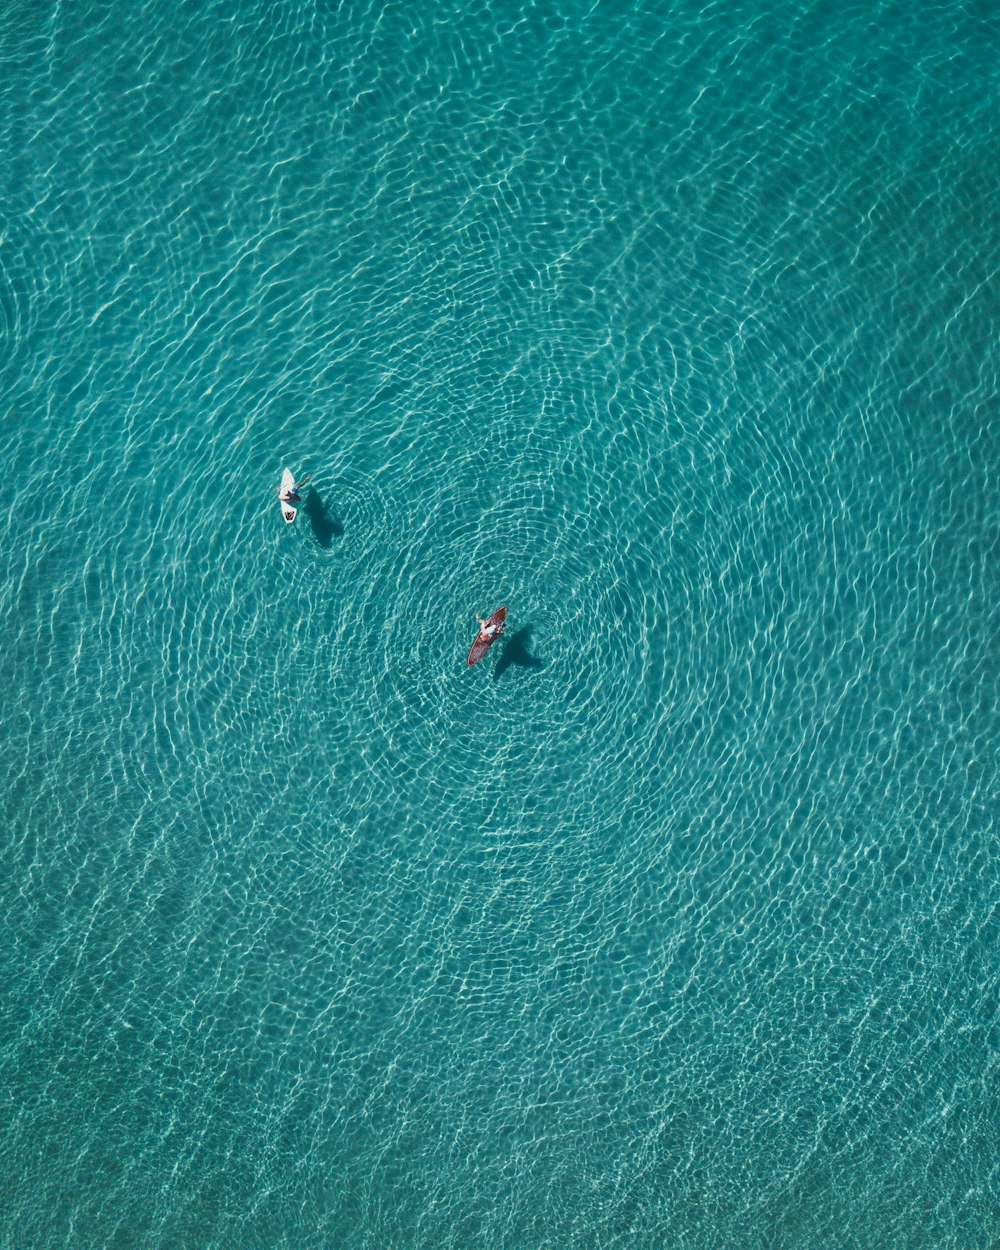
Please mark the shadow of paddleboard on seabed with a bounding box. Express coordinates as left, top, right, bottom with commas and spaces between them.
303, 488, 343, 548
493, 625, 544, 682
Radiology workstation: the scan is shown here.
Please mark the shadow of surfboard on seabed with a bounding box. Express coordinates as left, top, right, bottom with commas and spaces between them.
493, 625, 544, 682
303, 488, 343, 548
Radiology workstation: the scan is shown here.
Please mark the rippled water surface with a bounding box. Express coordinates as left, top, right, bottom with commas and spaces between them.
1, 2, 997, 1247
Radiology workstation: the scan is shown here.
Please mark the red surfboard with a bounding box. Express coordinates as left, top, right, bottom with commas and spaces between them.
467, 606, 507, 666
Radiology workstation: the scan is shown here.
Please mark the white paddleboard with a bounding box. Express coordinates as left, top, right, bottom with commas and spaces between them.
278, 468, 298, 524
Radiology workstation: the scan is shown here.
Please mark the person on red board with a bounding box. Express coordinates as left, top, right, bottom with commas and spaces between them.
476, 612, 502, 643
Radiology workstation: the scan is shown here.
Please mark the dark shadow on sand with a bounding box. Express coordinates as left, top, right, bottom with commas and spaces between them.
303, 488, 343, 548
493, 625, 544, 682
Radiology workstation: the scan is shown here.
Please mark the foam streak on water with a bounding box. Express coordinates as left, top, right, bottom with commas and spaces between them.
1, 2, 997, 1247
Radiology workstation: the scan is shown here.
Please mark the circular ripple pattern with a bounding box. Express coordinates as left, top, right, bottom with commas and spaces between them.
1, 3, 998, 1250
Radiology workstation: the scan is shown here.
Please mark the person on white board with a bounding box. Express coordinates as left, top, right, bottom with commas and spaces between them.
278, 474, 310, 504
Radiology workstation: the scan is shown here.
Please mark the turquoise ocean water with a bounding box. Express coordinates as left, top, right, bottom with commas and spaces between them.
1, 2, 997, 1247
